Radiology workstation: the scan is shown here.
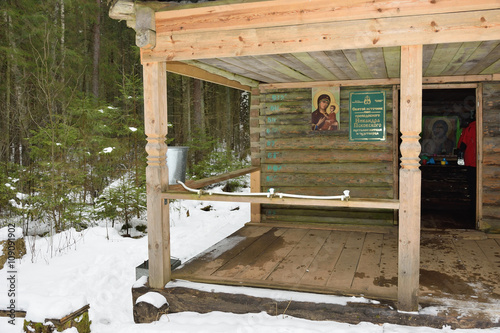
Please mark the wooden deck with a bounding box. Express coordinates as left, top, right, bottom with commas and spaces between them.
172, 224, 500, 308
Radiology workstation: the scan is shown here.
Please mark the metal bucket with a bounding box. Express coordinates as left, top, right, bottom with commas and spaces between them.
166, 146, 189, 185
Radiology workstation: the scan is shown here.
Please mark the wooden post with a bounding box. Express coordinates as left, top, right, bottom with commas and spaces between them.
398, 45, 422, 312
143, 61, 170, 289
250, 169, 261, 222
476, 84, 483, 229
250, 87, 261, 222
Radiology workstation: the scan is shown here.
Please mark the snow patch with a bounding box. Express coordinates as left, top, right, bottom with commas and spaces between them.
136, 292, 168, 308
23, 294, 87, 323
133, 275, 148, 288
101, 147, 114, 154
166, 280, 378, 306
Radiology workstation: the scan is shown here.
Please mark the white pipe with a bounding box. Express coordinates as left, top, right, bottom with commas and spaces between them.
276, 190, 350, 201
176, 181, 350, 201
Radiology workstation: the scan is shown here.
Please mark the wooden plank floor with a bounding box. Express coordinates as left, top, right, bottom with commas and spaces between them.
172, 225, 500, 306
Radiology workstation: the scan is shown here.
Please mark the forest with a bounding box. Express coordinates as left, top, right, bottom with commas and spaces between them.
0, 0, 250, 235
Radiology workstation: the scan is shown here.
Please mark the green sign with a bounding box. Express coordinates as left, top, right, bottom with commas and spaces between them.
349, 91, 386, 141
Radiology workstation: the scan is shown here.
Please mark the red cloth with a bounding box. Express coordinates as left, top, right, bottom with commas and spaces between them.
458, 121, 476, 167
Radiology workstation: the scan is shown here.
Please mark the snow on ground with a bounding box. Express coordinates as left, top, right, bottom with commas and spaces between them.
0, 188, 499, 332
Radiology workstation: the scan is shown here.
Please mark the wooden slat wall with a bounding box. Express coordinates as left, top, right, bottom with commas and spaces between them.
482, 82, 500, 232
258, 86, 395, 226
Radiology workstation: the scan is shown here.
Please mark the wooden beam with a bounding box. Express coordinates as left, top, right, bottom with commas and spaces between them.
398, 45, 423, 312
168, 166, 259, 191
143, 9, 500, 62
155, 0, 500, 35
162, 191, 400, 210
110, 1, 157, 49
143, 61, 171, 289
422, 75, 499, 84
109, 0, 135, 21
250, 168, 261, 223
135, 5, 156, 49
260, 78, 400, 90
259, 75, 494, 90
166, 61, 255, 91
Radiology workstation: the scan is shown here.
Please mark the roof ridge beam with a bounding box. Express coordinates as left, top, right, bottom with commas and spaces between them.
155, 0, 500, 35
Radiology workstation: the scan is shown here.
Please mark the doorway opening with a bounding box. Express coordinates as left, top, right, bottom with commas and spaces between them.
419, 88, 477, 229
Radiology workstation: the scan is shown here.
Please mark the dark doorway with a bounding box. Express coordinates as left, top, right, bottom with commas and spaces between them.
419, 88, 476, 229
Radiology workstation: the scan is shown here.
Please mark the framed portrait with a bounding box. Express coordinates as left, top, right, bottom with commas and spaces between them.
421, 116, 459, 156
311, 87, 340, 131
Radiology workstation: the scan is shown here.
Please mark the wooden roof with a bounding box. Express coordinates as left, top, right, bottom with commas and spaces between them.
188, 43, 500, 84
110, 0, 500, 90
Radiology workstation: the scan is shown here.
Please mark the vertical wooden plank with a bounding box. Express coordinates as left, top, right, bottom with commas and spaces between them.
212, 227, 287, 278
299, 231, 348, 287
251, 169, 261, 222
235, 228, 310, 280
143, 61, 170, 288
266, 229, 330, 284
250, 87, 262, 222
398, 45, 423, 312
392, 85, 399, 225
325, 232, 366, 290
350, 233, 384, 292
476, 84, 484, 229
377, 233, 398, 287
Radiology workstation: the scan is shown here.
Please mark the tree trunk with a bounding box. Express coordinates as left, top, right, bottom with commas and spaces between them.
193, 79, 204, 164
60, 0, 65, 81
2, 11, 12, 166
225, 86, 233, 157
92, 0, 101, 100
182, 76, 191, 143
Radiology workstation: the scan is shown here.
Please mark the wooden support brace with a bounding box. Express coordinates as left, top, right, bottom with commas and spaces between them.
398, 45, 423, 312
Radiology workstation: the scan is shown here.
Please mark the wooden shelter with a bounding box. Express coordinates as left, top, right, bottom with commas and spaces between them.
109, 0, 500, 321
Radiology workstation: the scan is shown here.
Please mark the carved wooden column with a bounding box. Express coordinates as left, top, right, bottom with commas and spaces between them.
398, 45, 423, 311
143, 61, 170, 288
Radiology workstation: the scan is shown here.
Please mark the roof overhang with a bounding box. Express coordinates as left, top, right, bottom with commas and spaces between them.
110, 0, 500, 90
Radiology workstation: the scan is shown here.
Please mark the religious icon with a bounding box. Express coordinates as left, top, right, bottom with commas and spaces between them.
311, 87, 340, 131
421, 116, 459, 156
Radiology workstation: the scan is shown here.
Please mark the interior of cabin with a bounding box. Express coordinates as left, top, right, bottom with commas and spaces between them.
418, 88, 478, 229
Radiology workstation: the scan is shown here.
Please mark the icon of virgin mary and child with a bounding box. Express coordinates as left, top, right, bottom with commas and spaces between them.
311, 92, 339, 131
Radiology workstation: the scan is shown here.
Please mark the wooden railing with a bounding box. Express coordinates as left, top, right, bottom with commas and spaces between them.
167, 166, 260, 191
162, 166, 399, 223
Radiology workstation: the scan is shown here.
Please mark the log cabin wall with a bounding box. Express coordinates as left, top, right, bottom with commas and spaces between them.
258, 86, 396, 226
482, 82, 500, 232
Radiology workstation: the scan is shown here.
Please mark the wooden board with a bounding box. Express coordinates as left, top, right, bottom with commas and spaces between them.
171, 225, 499, 309
326, 232, 365, 290
235, 227, 310, 280
481, 82, 500, 231
212, 227, 287, 277
266, 229, 331, 284
419, 233, 467, 297
350, 232, 384, 292
375, 233, 399, 288
452, 238, 500, 295
173, 226, 272, 277
299, 231, 349, 286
